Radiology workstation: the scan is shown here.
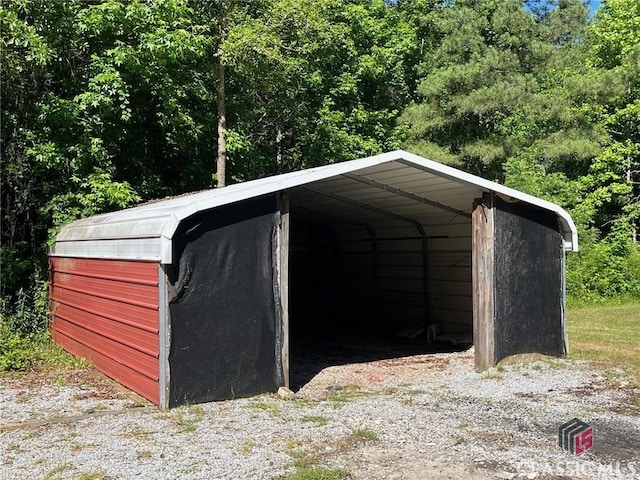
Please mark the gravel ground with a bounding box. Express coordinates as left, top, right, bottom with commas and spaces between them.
1, 346, 639, 480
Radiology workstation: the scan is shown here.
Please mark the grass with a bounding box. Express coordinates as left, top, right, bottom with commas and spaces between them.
240, 440, 257, 455
121, 424, 152, 439
173, 405, 205, 433
283, 466, 349, 480
301, 415, 328, 426
248, 400, 280, 416
277, 426, 377, 480
350, 427, 378, 441
279, 445, 350, 480
0, 331, 89, 375
41, 463, 70, 480
481, 366, 504, 380
326, 386, 370, 408
77, 472, 112, 480
567, 301, 640, 387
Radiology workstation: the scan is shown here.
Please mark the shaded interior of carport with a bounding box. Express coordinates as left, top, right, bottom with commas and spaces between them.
283, 162, 477, 388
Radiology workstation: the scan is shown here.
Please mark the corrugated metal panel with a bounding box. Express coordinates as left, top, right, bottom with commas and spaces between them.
50, 257, 160, 405
50, 237, 163, 261
51, 150, 578, 262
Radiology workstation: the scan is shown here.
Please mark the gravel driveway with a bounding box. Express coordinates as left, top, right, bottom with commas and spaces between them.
1, 347, 639, 479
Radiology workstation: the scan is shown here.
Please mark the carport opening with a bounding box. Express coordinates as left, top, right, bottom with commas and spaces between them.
286, 189, 474, 391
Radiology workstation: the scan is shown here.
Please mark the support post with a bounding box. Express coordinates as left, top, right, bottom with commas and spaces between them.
472, 193, 495, 371
158, 264, 170, 409
279, 193, 290, 388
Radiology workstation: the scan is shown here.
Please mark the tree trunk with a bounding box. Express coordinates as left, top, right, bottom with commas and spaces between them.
276, 125, 283, 169
216, 58, 226, 188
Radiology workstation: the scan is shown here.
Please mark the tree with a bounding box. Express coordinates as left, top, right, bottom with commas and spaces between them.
1, 0, 214, 304
586, 0, 640, 243
400, 0, 597, 178
218, 0, 415, 180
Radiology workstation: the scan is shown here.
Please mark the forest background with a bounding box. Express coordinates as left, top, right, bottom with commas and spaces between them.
1, 0, 639, 365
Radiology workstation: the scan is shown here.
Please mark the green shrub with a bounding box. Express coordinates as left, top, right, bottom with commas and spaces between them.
567, 232, 640, 304
0, 269, 52, 372
0, 323, 34, 371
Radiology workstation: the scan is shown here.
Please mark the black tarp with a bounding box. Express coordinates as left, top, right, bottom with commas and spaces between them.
493, 196, 565, 361
167, 196, 282, 406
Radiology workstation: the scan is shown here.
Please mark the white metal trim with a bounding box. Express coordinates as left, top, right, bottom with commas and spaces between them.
394, 152, 579, 252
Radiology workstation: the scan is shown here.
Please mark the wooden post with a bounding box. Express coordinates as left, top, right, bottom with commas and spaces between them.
279, 193, 290, 388
472, 193, 495, 371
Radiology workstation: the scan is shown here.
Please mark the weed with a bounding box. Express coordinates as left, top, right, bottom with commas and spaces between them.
121, 424, 152, 439
70, 441, 84, 452
42, 462, 70, 479
283, 466, 349, 480
481, 368, 503, 380
136, 450, 153, 460
77, 472, 112, 480
280, 447, 348, 480
291, 398, 313, 408
0, 329, 89, 375
301, 415, 328, 426
327, 386, 369, 408
248, 400, 280, 417
283, 439, 302, 452
173, 405, 205, 433
288, 448, 309, 464
625, 395, 640, 414
240, 440, 256, 455
406, 388, 426, 395
84, 403, 109, 414
350, 427, 378, 441
182, 465, 201, 475
452, 433, 467, 445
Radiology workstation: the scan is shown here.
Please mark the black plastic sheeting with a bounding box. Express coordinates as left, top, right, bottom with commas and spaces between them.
167, 196, 282, 406
493, 196, 565, 361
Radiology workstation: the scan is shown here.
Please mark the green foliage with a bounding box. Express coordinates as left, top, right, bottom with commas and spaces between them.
0, 324, 33, 371
350, 427, 378, 441
218, 0, 414, 179
567, 230, 640, 303
0, 267, 49, 337
589, 0, 640, 70
283, 466, 349, 480
2, 0, 639, 321
0, 268, 49, 371
402, 0, 594, 175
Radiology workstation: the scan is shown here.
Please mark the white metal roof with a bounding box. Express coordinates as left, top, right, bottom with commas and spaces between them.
50, 150, 578, 262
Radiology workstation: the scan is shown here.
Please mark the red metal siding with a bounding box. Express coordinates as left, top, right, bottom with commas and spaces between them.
50, 257, 160, 404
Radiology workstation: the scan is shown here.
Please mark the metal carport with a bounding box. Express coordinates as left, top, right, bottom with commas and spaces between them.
49, 150, 578, 407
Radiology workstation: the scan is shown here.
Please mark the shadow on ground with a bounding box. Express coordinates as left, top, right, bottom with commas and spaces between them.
288, 333, 472, 391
